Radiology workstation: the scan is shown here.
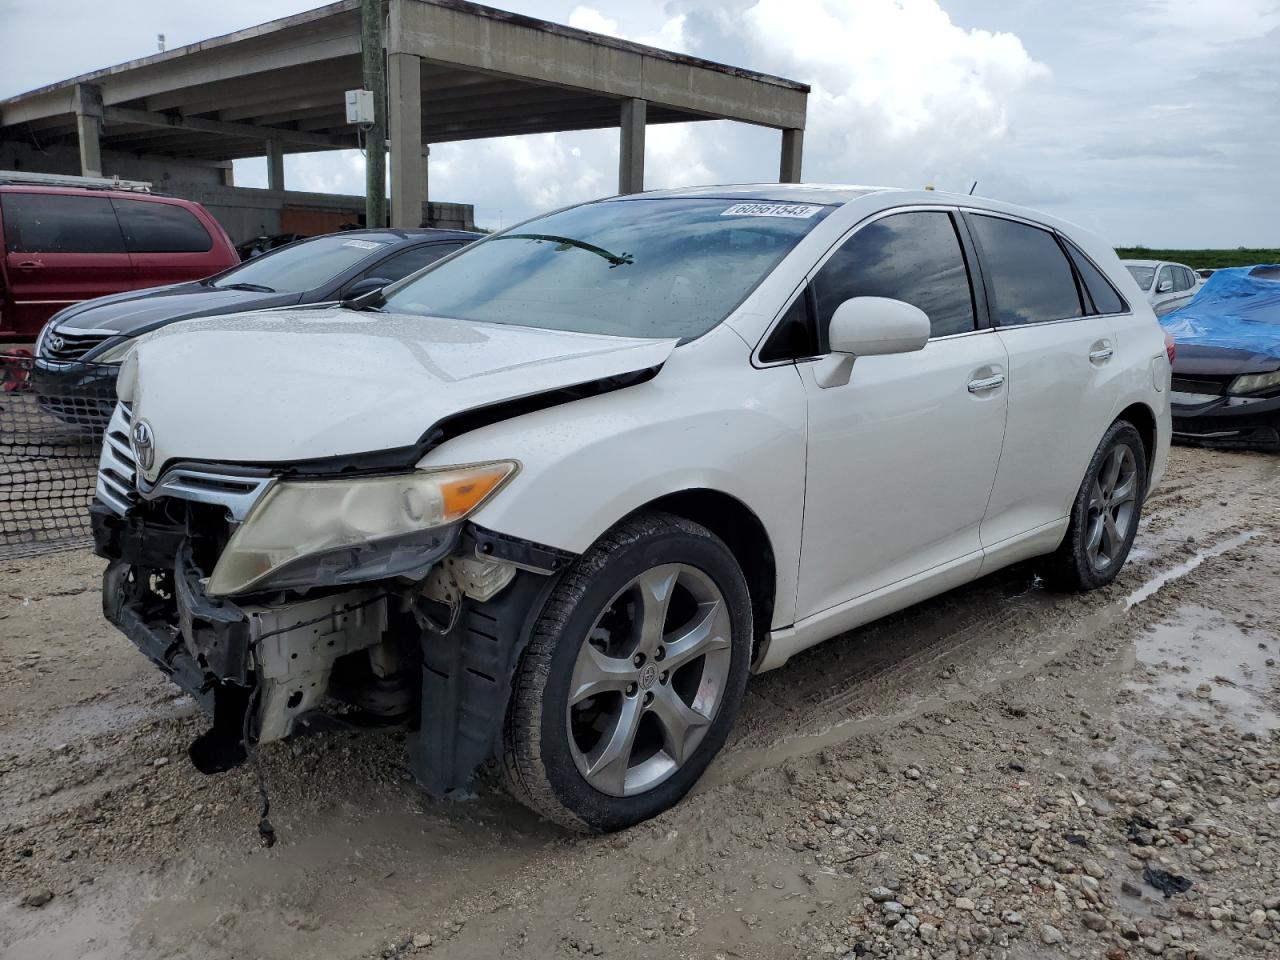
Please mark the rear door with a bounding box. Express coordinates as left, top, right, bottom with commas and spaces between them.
795, 208, 1009, 619
968, 212, 1125, 554
0, 190, 132, 339
112, 197, 224, 289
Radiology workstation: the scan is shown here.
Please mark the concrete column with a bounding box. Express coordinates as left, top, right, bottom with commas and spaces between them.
618, 98, 646, 195
421, 144, 431, 225
389, 51, 424, 228
779, 128, 804, 183
266, 140, 285, 191
72, 84, 104, 178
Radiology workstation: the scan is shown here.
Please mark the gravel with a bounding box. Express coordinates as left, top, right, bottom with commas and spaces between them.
2, 446, 1277, 960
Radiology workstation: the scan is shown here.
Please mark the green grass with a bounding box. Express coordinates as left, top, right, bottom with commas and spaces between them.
1115, 248, 1280, 269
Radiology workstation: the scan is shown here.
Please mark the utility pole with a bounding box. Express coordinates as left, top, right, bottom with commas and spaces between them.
361, 0, 387, 228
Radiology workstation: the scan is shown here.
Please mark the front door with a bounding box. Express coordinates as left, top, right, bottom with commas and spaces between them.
795, 209, 1009, 621
0, 191, 133, 339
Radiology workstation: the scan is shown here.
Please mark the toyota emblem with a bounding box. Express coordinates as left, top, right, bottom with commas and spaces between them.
130, 419, 156, 471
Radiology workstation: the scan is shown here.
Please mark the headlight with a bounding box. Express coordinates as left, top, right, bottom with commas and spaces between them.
1229, 370, 1280, 395
95, 339, 138, 364
206, 461, 518, 596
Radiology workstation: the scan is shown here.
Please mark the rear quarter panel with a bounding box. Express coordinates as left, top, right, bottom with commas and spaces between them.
1079, 239, 1172, 490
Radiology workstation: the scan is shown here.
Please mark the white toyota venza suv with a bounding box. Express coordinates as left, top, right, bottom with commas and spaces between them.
92, 185, 1171, 831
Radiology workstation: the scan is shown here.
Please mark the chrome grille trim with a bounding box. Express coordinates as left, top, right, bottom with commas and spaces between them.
96, 405, 274, 521
96, 402, 138, 515
139, 467, 274, 522
42, 329, 114, 363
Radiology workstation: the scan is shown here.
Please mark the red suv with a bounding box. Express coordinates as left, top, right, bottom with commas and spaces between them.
0, 182, 238, 341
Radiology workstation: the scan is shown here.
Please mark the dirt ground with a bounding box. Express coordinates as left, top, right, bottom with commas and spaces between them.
1, 446, 1277, 960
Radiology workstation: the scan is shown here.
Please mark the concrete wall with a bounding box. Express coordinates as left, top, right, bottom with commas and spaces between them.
163, 183, 475, 243
0, 138, 475, 244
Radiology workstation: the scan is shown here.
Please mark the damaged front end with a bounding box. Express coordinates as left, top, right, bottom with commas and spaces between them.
91, 403, 572, 795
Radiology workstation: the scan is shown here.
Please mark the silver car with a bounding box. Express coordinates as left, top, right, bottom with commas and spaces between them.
1123, 259, 1202, 316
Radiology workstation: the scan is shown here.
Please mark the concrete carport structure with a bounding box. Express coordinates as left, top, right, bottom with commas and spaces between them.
0, 0, 810, 227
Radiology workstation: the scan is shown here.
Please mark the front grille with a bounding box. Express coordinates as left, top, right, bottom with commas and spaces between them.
96, 402, 138, 514
95, 403, 275, 522
43, 329, 112, 363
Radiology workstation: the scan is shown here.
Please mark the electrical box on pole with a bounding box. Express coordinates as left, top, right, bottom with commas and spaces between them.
345, 89, 375, 126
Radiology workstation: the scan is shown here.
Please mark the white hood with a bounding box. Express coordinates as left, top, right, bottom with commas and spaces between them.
121, 308, 677, 480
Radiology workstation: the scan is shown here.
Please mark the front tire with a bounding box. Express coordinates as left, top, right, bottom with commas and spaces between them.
502, 511, 752, 832
1040, 420, 1147, 592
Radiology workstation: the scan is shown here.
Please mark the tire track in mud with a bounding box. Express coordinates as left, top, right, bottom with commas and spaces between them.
718, 447, 1280, 781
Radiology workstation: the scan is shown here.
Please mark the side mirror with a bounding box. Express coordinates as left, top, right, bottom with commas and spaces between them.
344, 277, 391, 299
1156, 279, 1172, 294
815, 296, 931, 388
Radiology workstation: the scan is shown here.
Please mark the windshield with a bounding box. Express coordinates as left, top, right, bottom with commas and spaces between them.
214, 234, 393, 293
381, 198, 832, 339
1126, 265, 1156, 291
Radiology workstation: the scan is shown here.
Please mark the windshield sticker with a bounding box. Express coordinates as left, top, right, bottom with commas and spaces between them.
342, 239, 385, 250
720, 202, 824, 219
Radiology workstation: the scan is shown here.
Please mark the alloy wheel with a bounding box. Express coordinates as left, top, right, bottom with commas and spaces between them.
1085, 442, 1139, 571
565, 563, 733, 797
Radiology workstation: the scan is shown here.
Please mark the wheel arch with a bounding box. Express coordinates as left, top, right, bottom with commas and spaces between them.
1115, 401, 1157, 482
630, 488, 777, 665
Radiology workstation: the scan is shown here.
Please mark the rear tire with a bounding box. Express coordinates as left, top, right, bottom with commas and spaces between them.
1040, 420, 1147, 592
502, 511, 752, 832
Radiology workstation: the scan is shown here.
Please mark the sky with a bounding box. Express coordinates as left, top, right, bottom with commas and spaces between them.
0, 0, 1276, 247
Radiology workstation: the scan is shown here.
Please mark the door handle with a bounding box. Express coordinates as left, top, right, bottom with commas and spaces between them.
1089, 347, 1114, 363
967, 374, 1005, 393
15, 259, 43, 271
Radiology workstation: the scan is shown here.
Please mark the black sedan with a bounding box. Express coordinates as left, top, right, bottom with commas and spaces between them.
32, 227, 479, 425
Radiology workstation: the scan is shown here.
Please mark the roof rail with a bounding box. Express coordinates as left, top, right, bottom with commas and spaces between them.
0, 170, 152, 193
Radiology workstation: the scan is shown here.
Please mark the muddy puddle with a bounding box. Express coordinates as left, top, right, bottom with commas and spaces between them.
1127, 603, 1279, 735
1123, 530, 1259, 609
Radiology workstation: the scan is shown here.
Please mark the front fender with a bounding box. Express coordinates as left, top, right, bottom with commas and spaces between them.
416, 329, 809, 629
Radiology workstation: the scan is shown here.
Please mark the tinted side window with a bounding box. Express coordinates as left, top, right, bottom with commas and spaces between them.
2, 193, 125, 253
113, 199, 213, 253
970, 215, 1082, 326
1156, 266, 1173, 292
1063, 239, 1126, 315
812, 211, 976, 338
369, 242, 467, 284
1178, 267, 1195, 291
759, 289, 818, 362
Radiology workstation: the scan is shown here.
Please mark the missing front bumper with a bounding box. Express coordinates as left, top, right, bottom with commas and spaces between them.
102, 552, 395, 744
95, 500, 578, 795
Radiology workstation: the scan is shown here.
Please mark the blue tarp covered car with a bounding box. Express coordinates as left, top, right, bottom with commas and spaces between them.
1160, 265, 1280, 450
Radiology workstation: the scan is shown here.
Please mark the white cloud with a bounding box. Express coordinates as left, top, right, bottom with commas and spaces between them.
569, 5, 691, 52
567, 6, 621, 37
734, 0, 1049, 177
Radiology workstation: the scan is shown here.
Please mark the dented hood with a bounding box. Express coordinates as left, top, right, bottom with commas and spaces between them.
121, 308, 676, 481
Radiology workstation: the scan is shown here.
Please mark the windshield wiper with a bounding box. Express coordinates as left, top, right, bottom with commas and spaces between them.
495, 233, 634, 267
218, 282, 276, 293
